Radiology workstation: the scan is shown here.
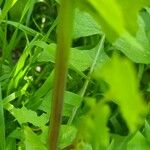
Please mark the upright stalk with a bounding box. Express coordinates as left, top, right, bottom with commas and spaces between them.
49, 1, 75, 150
68, 35, 105, 124
0, 83, 5, 150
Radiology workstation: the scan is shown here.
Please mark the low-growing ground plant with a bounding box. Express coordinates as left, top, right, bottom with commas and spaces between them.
0, 0, 150, 150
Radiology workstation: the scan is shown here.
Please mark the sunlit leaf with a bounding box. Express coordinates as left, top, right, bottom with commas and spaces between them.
73, 8, 101, 39
59, 125, 77, 149
23, 126, 47, 150
11, 106, 48, 128
78, 100, 110, 150
94, 55, 147, 132
79, 0, 150, 41
114, 16, 150, 64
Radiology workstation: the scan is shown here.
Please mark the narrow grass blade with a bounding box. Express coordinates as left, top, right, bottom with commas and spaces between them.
0, 83, 5, 150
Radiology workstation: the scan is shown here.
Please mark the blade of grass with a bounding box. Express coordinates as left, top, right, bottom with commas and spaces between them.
2, 0, 38, 62
0, 0, 18, 23
7, 34, 40, 93
2, 20, 41, 36
0, 83, 5, 150
49, 0, 75, 149
138, 64, 145, 81
68, 35, 106, 124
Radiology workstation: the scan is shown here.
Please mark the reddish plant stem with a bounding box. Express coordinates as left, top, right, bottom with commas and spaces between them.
49, 0, 75, 150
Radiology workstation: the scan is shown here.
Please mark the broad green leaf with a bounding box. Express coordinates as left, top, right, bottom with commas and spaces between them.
37, 42, 109, 72
39, 91, 82, 117
73, 8, 101, 39
79, 0, 150, 41
59, 125, 77, 149
114, 16, 150, 64
23, 126, 47, 150
127, 131, 150, 150
39, 125, 77, 149
11, 106, 48, 128
94, 55, 147, 132
37, 43, 92, 71
77, 1, 150, 64
55, 1, 101, 39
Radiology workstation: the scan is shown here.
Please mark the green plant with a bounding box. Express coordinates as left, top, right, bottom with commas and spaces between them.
0, 0, 150, 150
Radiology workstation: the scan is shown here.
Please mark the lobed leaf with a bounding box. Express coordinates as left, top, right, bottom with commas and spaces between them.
11, 106, 48, 128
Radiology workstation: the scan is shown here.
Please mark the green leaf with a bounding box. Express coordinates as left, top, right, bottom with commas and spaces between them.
143, 120, 150, 142
107, 134, 132, 150
6, 138, 16, 150
37, 42, 109, 72
94, 55, 147, 132
38, 125, 77, 149
0, 84, 5, 150
39, 91, 82, 117
9, 0, 28, 21
79, 0, 150, 41
78, 100, 110, 150
23, 126, 47, 150
37, 43, 92, 72
127, 132, 150, 150
2, 20, 40, 36
11, 106, 48, 128
0, 0, 18, 23
114, 16, 150, 64
73, 8, 101, 39
76, 142, 92, 150
59, 125, 77, 149
77, 1, 150, 64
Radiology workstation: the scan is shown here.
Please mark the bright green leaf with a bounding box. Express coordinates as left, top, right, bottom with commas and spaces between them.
78, 101, 110, 150
73, 8, 101, 39
79, 0, 150, 41
114, 16, 150, 64
59, 125, 77, 149
23, 126, 47, 150
94, 55, 147, 132
11, 106, 48, 128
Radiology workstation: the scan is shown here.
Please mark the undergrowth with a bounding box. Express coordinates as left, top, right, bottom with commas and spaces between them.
0, 0, 150, 150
